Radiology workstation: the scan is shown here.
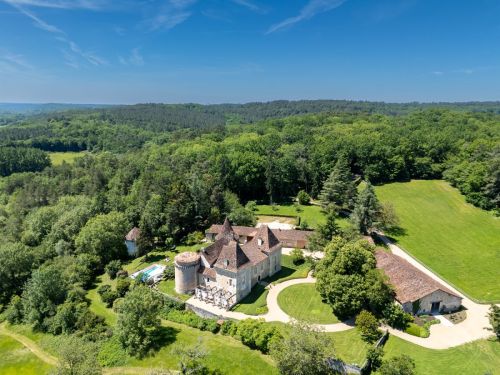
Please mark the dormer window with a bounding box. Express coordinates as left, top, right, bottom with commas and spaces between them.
258, 238, 263, 246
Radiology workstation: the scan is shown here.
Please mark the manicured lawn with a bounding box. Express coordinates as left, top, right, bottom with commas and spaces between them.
381, 336, 500, 375
232, 284, 269, 315
376, 180, 500, 302
277, 283, 339, 324
49, 151, 84, 166
157, 279, 191, 302
0, 334, 53, 375
256, 203, 324, 229
268, 254, 311, 284
327, 329, 371, 366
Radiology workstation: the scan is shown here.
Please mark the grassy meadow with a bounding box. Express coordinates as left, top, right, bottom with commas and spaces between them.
277, 283, 339, 324
0, 334, 53, 375
376, 180, 500, 302
48, 151, 84, 166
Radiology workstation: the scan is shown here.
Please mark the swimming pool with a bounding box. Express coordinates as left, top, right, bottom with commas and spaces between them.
131, 264, 166, 282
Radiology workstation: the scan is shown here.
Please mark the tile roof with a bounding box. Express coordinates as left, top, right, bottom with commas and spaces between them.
214, 241, 251, 272
208, 224, 258, 237
272, 228, 313, 242
243, 225, 281, 255
375, 250, 462, 304
125, 227, 141, 241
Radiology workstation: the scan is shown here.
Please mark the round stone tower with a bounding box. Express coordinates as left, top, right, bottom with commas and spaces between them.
174, 252, 201, 294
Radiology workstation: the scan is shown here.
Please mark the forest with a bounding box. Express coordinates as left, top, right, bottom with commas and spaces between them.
0, 102, 498, 373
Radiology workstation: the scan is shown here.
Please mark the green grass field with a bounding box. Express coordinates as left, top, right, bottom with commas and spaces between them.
381, 336, 500, 375
232, 284, 269, 315
277, 283, 339, 324
376, 180, 500, 302
0, 334, 53, 375
48, 151, 84, 166
327, 329, 371, 365
256, 203, 326, 228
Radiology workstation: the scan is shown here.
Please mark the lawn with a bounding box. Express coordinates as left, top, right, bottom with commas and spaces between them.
269, 254, 311, 284
327, 329, 371, 366
277, 283, 339, 324
49, 151, 84, 166
375, 180, 500, 302
380, 336, 500, 375
232, 284, 269, 315
0, 334, 53, 375
256, 203, 325, 229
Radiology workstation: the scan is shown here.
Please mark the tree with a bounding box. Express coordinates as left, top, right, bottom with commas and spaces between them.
174, 341, 216, 375
355, 310, 381, 343
366, 347, 384, 372
116, 285, 162, 357
55, 335, 102, 375
351, 182, 381, 234
75, 211, 129, 267
379, 355, 416, 375
105, 260, 122, 280
21, 264, 69, 330
318, 157, 357, 211
0, 243, 35, 306
487, 304, 500, 339
290, 248, 305, 265
318, 210, 340, 243
297, 190, 311, 205
116, 278, 131, 297
270, 321, 337, 375
377, 202, 400, 232
316, 238, 393, 319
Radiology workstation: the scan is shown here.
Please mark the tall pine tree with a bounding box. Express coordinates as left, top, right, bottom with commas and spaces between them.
319, 157, 357, 211
351, 182, 381, 234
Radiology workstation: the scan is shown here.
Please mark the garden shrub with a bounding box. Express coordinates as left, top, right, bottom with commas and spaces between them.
105, 260, 122, 280
98, 336, 128, 367
164, 310, 219, 333
116, 270, 128, 279
382, 303, 413, 330
163, 264, 175, 280
97, 285, 119, 308
229, 319, 282, 354
116, 278, 131, 297
4, 295, 23, 324
290, 248, 305, 265
405, 322, 425, 337
355, 310, 381, 343
185, 231, 204, 245
297, 190, 311, 205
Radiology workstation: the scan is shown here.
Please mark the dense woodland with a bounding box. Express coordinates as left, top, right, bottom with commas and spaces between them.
0, 101, 499, 373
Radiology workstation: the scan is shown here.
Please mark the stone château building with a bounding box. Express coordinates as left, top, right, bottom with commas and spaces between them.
175, 218, 282, 309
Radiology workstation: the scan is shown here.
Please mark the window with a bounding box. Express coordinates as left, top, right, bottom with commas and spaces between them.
229, 279, 232, 286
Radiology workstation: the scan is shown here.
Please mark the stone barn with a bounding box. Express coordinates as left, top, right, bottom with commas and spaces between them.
375, 250, 462, 315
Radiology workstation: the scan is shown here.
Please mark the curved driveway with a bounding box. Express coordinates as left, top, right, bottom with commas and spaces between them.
187, 239, 495, 349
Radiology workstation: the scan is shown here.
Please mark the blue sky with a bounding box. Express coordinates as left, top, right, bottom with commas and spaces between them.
0, 0, 499, 104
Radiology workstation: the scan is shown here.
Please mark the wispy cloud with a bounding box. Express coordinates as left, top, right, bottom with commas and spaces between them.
119, 48, 144, 66
267, 0, 347, 34
232, 0, 261, 13
432, 71, 444, 76
4, 0, 107, 67
2, 0, 107, 10
147, 0, 197, 31
0, 51, 33, 72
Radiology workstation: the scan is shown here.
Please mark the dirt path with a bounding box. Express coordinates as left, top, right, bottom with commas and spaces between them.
0, 323, 58, 366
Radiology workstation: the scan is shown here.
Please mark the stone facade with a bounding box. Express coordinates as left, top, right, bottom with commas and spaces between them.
401, 289, 462, 315
175, 218, 282, 309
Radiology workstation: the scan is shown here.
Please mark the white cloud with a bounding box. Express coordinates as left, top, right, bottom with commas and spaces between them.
232, 0, 261, 12
432, 71, 444, 76
0, 51, 33, 71
119, 48, 144, 66
267, 0, 347, 34
1, 0, 107, 10
147, 0, 197, 31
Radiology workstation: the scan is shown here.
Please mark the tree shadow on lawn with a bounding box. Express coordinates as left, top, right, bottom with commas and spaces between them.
234, 284, 267, 307
383, 226, 408, 243
150, 326, 180, 354
267, 266, 297, 283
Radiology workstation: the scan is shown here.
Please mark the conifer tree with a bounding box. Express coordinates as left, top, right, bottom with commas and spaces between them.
351, 182, 381, 234
319, 157, 357, 211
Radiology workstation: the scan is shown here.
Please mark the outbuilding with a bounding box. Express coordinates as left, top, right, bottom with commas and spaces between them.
375, 250, 462, 315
